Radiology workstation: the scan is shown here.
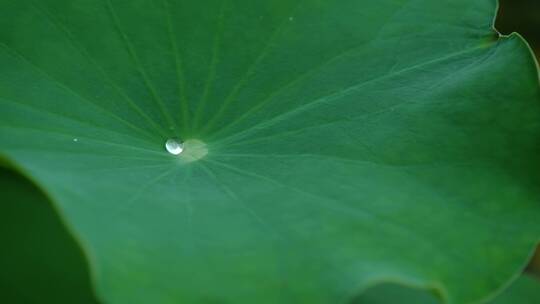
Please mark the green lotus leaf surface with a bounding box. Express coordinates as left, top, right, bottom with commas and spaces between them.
1, 0, 539, 303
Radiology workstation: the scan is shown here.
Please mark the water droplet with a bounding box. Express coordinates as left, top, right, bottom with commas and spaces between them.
165, 138, 184, 155
73, 138, 78, 142
289, 16, 294, 21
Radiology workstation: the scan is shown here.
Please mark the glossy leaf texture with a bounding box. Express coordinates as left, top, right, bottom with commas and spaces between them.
0, 0, 539, 303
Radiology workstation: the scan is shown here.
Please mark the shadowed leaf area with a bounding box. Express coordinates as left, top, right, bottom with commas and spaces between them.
0, 168, 98, 303
0, 0, 539, 303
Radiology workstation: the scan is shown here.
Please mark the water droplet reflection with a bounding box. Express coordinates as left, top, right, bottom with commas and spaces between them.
165, 138, 184, 155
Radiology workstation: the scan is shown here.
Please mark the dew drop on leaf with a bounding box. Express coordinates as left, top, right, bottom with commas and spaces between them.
165, 138, 183, 155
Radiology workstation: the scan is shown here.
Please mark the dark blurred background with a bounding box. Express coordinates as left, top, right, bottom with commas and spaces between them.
497, 0, 540, 60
